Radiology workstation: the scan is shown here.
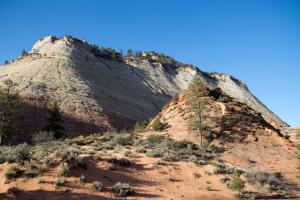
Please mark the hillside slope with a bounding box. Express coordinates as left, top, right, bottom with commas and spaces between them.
0, 35, 288, 135
0, 89, 297, 200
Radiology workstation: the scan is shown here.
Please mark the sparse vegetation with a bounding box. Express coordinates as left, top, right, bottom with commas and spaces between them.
0, 143, 31, 164
193, 173, 201, 179
134, 121, 148, 132
152, 117, 167, 131
5, 166, 23, 182
90, 44, 123, 61
211, 161, 242, 175
114, 134, 135, 146
244, 168, 284, 192
142, 135, 213, 163
228, 172, 245, 191
112, 182, 135, 197
108, 157, 131, 167
24, 162, 45, 178
31, 131, 54, 144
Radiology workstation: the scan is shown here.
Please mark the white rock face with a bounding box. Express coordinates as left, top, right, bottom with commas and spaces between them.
0, 35, 288, 135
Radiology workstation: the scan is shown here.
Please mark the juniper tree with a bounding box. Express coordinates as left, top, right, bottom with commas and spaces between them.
45, 101, 64, 139
0, 80, 21, 144
21, 50, 27, 56
127, 49, 133, 57
186, 77, 208, 147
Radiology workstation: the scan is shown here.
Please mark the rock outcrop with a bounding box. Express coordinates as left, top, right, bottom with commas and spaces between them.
0, 35, 288, 136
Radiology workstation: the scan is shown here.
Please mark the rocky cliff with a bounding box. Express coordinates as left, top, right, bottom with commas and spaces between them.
0, 35, 288, 136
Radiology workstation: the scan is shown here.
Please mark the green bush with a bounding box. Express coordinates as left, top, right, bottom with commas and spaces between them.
228, 173, 245, 191
146, 135, 165, 145
5, 166, 23, 182
112, 182, 135, 197
152, 118, 167, 131
0, 143, 31, 164
134, 121, 148, 133
114, 134, 134, 146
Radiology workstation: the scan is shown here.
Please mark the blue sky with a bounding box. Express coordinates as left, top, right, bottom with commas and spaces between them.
0, 0, 299, 126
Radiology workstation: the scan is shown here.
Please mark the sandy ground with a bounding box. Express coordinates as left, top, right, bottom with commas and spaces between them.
0, 147, 235, 200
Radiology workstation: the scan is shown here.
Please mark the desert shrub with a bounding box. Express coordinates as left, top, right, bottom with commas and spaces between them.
193, 159, 208, 165
108, 157, 131, 167
152, 118, 167, 131
235, 190, 258, 199
31, 131, 54, 144
112, 182, 135, 197
244, 168, 284, 191
59, 162, 71, 177
24, 163, 45, 178
178, 107, 185, 113
13, 144, 31, 164
134, 121, 148, 133
100, 132, 115, 142
79, 175, 86, 183
146, 135, 165, 145
114, 134, 135, 146
92, 181, 103, 192
193, 173, 201, 179
54, 177, 66, 187
207, 144, 225, 153
228, 173, 245, 191
135, 146, 147, 153
219, 176, 230, 183
166, 139, 195, 151
6, 187, 20, 195
206, 186, 212, 191
55, 146, 86, 170
212, 161, 242, 175
5, 166, 23, 182
0, 143, 31, 164
143, 135, 213, 163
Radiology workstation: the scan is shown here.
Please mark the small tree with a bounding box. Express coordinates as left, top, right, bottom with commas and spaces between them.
4, 60, 9, 65
21, 50, 27, 57
186, 77, 208, 147
0, 80, 21, 144
119, 49, 123, 56
127, 49, 133, 57
45, 101, 64, 139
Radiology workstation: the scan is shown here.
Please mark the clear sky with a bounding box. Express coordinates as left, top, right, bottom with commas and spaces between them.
0, 0, 299, 126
